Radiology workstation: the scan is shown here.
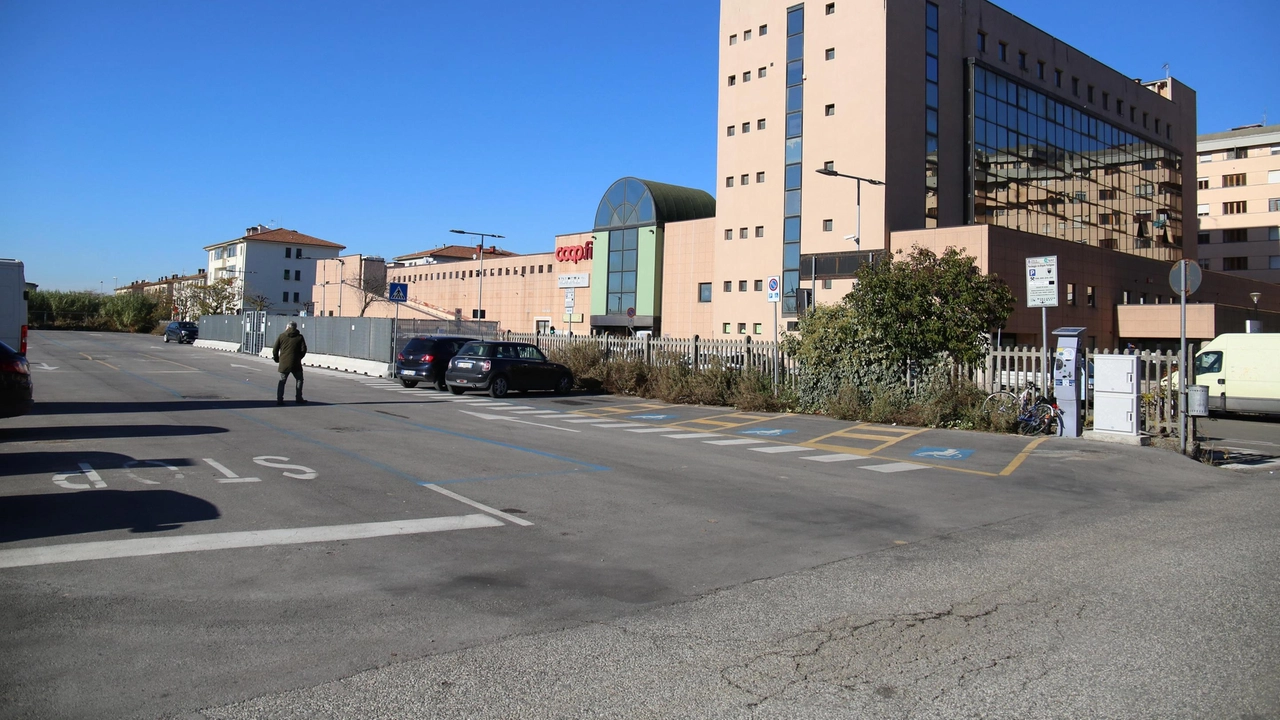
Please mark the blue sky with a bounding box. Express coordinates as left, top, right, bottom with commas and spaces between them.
1, 0, 1275, 291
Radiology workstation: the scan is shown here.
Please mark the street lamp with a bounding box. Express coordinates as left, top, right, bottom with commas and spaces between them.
814, 167, 885, 250
450, 229, 505, 321
1250, 291, 1262, 332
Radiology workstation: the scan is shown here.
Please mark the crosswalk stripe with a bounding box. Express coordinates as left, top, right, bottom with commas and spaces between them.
800, 454, 866, 463
663, 433, 723, 439
626, 427, 674, 433
864, 462, 930, 473
749, 445, 810, 454
589, 422, 644, 428
562, 418, 608, 423
704, 438, 766, 446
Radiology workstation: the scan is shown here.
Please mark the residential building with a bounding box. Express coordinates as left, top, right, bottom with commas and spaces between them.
204, 226, 344, 315
1194, 123, 1280, 284
120, 270, 207, 320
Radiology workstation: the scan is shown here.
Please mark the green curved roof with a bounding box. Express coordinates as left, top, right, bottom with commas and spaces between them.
594, 177, 716, 230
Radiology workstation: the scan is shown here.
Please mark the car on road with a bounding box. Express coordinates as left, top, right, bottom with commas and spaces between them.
394, 335, 476, 389
445, 341, 574, 397
163, 321, 199, 344
0, 340, 33, 418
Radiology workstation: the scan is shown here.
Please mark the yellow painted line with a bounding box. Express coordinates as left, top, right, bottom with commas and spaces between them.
830, 432, 906, 442
796, 441, 873, 456
668, 413, 775, 432
999, 436, 1048, 476
866, 426, 930, 454
800, 424, 867, 447
141, 353, 201, 371
80, 352, 119, 371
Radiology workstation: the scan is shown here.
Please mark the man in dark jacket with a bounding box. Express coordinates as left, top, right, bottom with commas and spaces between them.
272, 321, 308, 405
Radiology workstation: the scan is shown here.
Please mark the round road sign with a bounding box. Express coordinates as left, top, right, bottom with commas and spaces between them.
1169, 259, 1202, 296
767, 277, 779, 292
626, 307, 636, 318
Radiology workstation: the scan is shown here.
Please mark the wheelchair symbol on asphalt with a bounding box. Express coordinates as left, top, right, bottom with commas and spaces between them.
630, 414, 676, 420
740, 428, 796, 437
910, 447, 974, 460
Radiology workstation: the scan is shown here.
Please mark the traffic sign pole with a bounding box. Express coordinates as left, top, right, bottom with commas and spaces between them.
1180, 260, 1188, 456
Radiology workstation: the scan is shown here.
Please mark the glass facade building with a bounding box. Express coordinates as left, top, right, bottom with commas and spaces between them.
967, 64, 1184, 260
782, 3, 805, 314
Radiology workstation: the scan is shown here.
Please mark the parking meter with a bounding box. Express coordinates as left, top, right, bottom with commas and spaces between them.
1051, 327, 1087, 438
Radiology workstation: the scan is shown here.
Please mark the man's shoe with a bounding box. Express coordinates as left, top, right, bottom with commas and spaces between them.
296, 398, 308, 404
277, 399, 285, 406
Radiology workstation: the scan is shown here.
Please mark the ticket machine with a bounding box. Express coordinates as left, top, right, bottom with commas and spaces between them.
1051, 327, 1087, 438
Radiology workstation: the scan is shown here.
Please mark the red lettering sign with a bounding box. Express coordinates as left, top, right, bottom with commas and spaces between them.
556, 240, 594, 264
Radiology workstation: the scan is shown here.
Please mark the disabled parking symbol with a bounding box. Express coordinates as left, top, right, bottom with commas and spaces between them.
910, 447, 974, 460
740, 428, 796, 437
630, 414, 676, 420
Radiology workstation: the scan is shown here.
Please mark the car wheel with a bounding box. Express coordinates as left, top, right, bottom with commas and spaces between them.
163, 335, 170, 343
400, 378, 418, 388
554, 374, 573, 395
489, 375, 509, 398
449, 385, 466, 395
435, 378, 448, 391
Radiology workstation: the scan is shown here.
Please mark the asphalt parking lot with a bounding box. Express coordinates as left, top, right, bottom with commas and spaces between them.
2, 330, 1277, 719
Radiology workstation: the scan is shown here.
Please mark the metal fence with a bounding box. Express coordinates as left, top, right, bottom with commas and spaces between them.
201, 314, 399, 363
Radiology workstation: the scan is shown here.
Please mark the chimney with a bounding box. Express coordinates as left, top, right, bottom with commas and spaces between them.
245, 226, 256, 236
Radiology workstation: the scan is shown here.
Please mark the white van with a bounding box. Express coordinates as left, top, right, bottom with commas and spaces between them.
1191, 333, 1280, 415
0, 259, 27, 355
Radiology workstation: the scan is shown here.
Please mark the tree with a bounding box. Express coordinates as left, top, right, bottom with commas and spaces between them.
345, 271, 387, 317
244, 294, 273, 312
102, 292, 161, 332
846, 246, 1014, 367
179, 277, 238, 317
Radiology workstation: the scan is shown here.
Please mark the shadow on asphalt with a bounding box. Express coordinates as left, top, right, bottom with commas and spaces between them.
0, 425, 230, 442
0, 451, 199, 478
0, 489, 220, 542
23, 399, 402, 416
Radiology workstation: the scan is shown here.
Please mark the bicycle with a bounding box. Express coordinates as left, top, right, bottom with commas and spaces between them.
982, 383, 1062, 436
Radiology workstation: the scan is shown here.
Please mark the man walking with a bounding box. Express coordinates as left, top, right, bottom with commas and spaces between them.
273, 320, 308, 406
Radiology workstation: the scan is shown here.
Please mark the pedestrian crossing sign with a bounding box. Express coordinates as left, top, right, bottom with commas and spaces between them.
388, 283, 408, 303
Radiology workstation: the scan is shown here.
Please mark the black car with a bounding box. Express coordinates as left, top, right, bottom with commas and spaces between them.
445, 341, 573, 398
0, 340, 33, 419
163, 321, 199, 344
395, 336, 477, 389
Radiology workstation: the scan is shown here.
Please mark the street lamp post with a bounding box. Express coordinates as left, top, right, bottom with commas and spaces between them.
336, 258, 345, 317
814, 167, 885, 251
450, 229, 505, 322
1249, 291, 1262, 333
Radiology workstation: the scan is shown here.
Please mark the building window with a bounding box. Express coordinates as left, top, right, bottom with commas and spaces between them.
977, 31, 986, 52
741, 173, 749, 185
1223, 173, 1247, 187
1071, 77, 1079, 96
1223, 257, 1249, 271
282, 292, 289, 303
740, 227, 749, 239
728, 75, 736, 86
698, 283, 712, 302
1198, 259, 1211, 271
1135, 184, 1154, 197
825, 2, 835, 14
1018, 51, 1027, 70
1036, 61, 1045, 80
1270, 170, 1280, 183
1198, 232, 1210, 244
743, 70, 752, 82
825, 104, 835, 116
723, 323, 731, 334
214, 248, 223, 260
724, 229, 733, 240
759, 67, 767, 79
823, 160, 834, 171
1197, 204, 1210, 216
294, 270, 301, 281
739, 280, 748, 292
755, 225, 765, 237
1102, 91, 1109, 109
1272, 227, 1280, 241
723, 281, 732, 292
998, 42, 1007, 61
1086, 286, 1095, 307
1087, 85, 1094, 103
823, 219, 833, 231
826, 48, 835, 61
1197, 177, 1209, 190
285, 248, 292, 258
283, 269, 291, 279
292, 292, 299, 303
226, 245, 237, 257
1054, 69, 1062, 87
1270, 198, 1280, 212
606, 227, 638, 315
758, 118, 766, 130
736, 322, 746, 334
753, 323, 763, 334
727, 125, 735, 137
756, 171, 765, 183
754, 279, 763, 291
760, 24, 767, 35
1223, 201, 1247, 215
1223, 229, 1248, 243
726, 176, 734, 188
729, 34, 737, 45
1100, 238, 1118, 250
1270, 256, 1280, 269
781, 3, 805, 316
744, 29, 752, 41
1066, 283, 1076, 306
925, 2, 939, 229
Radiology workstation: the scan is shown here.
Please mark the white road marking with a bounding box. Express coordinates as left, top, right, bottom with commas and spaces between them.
511, 410, 561, 415
423, 485, 534, 527
252, 456, 318, 479
801, 454, 867, 463
625, 427, 673, 433
663, 433, 724, 439
501, 405, 536, 410
750, 445, 810, 454
458, 410, 581, 433
202, 458, 261, 483
467, 401, 512, 407
0, 515, 504, 569
864, 462, 931, 473
562, 418, 611, 423
53, 463, 106, 490
704, 438, 766, 446
589, 422, 644, 429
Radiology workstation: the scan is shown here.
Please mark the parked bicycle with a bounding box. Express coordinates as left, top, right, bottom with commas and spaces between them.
982, 382, 1063, 436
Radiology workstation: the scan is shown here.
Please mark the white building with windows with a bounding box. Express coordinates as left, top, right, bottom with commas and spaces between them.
203, 225, 345, 314
1195, 123, 1280, 284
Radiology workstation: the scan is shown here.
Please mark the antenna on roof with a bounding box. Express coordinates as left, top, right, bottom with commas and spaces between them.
1162, 63, 1169, 79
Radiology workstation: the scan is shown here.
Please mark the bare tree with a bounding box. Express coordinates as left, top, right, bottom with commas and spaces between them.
180, 277, 238, 317
344, 263, 388, 317
244, 293, 273, 312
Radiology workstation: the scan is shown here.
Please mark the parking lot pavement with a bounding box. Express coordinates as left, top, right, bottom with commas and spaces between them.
5, 330, 1272, 719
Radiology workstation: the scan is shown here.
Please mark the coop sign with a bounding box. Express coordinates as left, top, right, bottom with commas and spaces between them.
555, 241, 594, 264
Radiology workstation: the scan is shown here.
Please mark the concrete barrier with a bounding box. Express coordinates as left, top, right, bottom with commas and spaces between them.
194, 340, 241, 352
257, 348, 391, 378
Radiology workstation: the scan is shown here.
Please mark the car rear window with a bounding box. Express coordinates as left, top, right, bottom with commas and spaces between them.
403, 338, 433, 353
457, 342, 495, 358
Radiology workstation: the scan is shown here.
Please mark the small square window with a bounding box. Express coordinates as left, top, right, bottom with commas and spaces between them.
825, 104, 835, 116
295, 247, 302, 258
739, 280, 747, 292
727, 125, 735, 137
754, 279, 763, 291
825, 2, 835, 14
743, 70, 752, 82
759, 24, 767, 35
742, 122, 750, 133
292, 292, 299, 303
729, 34, 737, 45
1066, 283, 1076, 306
294, 270, 301, 281
728, 75, 736, 86
756, 171, 765, 183
725, 176, 734, 188
285, 248, 292, 258
723, 323, 731, 334
723, 281, 732, 292
698, 283, 712, 302
823, 219, 833, 231
282, 292, 289, 303
1086, 286, 1095, 307
753, 323, 763, 334
823, 160, 835, 171
757, 118, 766, 129
822, 279, 832, 290
741, 174, 749, 185
283, 269, 291, 280
755, 226, 764, 237
725, 229, 733, 240
738, 323, 747, 334
758, 66, 767, 79
739, 227, 749, 239
744, 29, 752, 41
825, 48, 835, 60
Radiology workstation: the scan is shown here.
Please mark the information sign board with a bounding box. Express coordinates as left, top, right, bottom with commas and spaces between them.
1025, 256, 1059, 308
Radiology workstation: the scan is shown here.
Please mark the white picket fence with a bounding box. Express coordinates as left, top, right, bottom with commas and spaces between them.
502, 332, 1183, 436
